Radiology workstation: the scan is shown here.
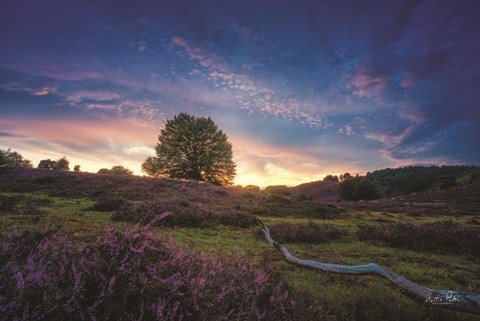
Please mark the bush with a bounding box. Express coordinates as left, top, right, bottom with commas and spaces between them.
90, 195, 131, 212
112, 197, 258, 228
264, 185, 292, 196
0, 195, 24, 214
358, 220, 480, 255
295, 204, 345, 219
267, 222, 344, 243
0, 195, 52, 216
113, 198, 216, 227
217, 209, 259, 228
0, 225, 331, 321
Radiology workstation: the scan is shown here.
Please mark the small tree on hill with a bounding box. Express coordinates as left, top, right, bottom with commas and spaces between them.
340, 175, 378, 201
55, 157, 70, 171
38, 157, 70, 171
98, 166, 133, 176
323, 175, 339, 182
0, 148, 33, 168
38, 159, 57, 170
74, 165, 81, 172
142, 113, 236, 185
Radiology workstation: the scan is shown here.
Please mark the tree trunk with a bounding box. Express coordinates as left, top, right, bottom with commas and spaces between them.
258, 220, 480, 315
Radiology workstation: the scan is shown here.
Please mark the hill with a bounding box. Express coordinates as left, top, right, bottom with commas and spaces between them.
292, 180, 340, 202
1, 168, 479, 321
366, 165, 480, 197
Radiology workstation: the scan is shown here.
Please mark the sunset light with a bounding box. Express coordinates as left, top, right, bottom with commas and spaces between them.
1, 0, 479, 186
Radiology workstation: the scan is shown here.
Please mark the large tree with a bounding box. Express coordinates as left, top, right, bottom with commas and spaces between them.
142, 113, 236, 185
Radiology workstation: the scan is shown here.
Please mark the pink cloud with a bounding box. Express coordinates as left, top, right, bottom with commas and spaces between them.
349, 69, 388, 98
365, 126, 414, 148
32, 87, 54, 96
0, 82, 58, 96
397, 108, 426, 124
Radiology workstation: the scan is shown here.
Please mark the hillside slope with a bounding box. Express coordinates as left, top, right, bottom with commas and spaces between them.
292, 180, 340, 202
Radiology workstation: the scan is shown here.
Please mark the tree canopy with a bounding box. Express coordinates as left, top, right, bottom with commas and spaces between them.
340, 175, 379, 201
38, 156, 70, 171
0, 148, 33, 169
142, 113, 236, 185
97, 165, 133, 176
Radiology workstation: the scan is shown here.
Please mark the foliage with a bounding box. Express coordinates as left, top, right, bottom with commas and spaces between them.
267, 222, 344, 243
0, 195, 52, 216
323, 175, 339, 182
358, 221, 480, 256
365, 165, 479, 197
0, 225, 330, 321
112, 197, 258, 228
38, 156, 70, 171
264, 185, 292, 196
0, 148, 32, 169
340, 175, 379, 201
38, 159, 57, 170
142, 113, 236, 186
97, 165, 133, 176
90, 195, 131, 212
141, 156, 159, 177
74, 164, 81, 172
55, 156, 70, 171
243, 184, 261, 192
1, 168, 480, 321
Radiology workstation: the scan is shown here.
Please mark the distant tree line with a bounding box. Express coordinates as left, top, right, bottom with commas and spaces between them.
337, 165, 480, 201
365, 165, 479, 196
0, 148, 33, 169
339, 174, 379, 201
1, 147, 134, 176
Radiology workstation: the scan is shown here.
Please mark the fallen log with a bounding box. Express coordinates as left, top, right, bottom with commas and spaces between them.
259, 220, 480, 314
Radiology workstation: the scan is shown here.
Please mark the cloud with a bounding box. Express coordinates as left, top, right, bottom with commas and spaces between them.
348, 69, 388, 98
0, 80, 58, 97
171, 36, 327, 129
0, 117, 159, 174
32, 87, 56, 96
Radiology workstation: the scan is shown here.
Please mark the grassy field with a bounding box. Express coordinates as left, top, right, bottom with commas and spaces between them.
1, 168, 479, 321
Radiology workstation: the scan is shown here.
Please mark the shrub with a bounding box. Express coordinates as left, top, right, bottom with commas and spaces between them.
0, 195, 24, 214
217, 209, 259, 228
358, 221, 480, 255
295, 204, 345, 219
264, 185, 292, 196
90, 195, 131, 212
0, 225, 331, 321
267, 222, 344, 243
0, 195, 52, 216
265, 194, 293, 205
113, 197, 217, 227
113, 197, 258, 228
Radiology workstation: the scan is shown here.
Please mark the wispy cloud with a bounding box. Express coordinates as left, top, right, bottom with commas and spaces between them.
348, 68, 388, 99
171, 36, 327, 128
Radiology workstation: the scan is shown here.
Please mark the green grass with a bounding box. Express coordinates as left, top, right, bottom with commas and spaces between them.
1, 190, 479, 320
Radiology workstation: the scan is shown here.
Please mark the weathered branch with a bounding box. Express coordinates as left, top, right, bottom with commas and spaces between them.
259, 220, 480, 315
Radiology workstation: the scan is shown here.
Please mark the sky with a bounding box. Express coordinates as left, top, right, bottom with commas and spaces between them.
1, 0, 479, 187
